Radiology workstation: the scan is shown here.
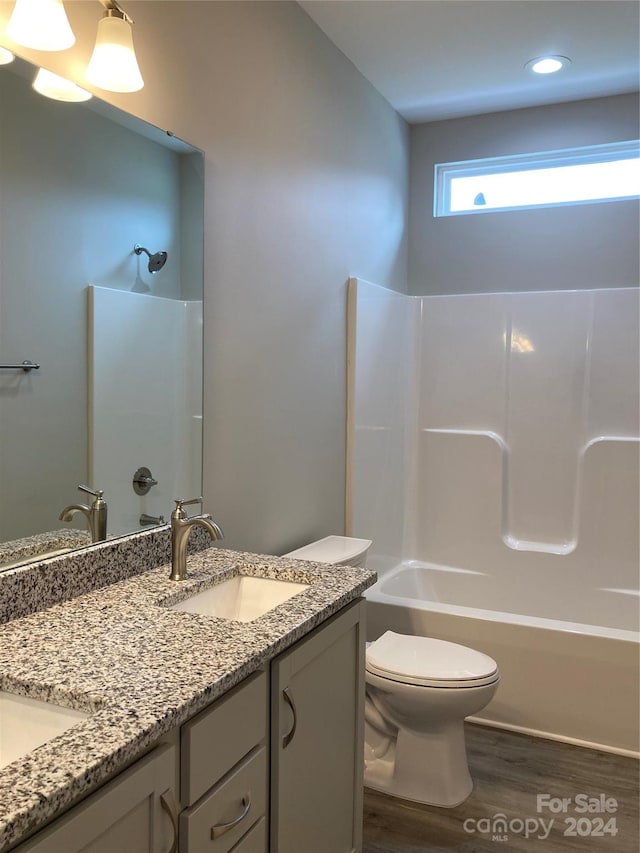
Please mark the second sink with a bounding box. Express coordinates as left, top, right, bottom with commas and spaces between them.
0, 692, 89, 770
170, 575, 309, 622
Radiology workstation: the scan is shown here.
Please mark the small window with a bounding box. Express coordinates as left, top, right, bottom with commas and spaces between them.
434, 140, 640, 217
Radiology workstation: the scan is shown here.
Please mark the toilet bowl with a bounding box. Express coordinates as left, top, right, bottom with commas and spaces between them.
284, 537, 499, 808
364, 631, 499, 806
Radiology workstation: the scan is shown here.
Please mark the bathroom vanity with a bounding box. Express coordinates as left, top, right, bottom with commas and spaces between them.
0, 534, 374, 853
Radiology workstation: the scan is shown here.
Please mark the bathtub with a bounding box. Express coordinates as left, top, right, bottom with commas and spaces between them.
365, 559, 640, 757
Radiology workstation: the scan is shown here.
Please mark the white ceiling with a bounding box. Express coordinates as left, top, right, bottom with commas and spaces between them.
299, 1, 640, 123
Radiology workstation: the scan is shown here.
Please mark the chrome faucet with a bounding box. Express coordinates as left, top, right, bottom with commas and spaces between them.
169, 497, 223, 581
59, 485, 107, 543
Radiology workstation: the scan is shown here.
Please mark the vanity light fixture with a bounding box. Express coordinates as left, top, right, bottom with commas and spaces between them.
525, 55, 571, 75
0, 47, 15, 65
7, 0, 75, 52
33, 68, 92, 102
85, 0, 143, 93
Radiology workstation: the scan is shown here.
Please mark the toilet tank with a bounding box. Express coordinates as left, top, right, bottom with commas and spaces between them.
284, 535, 372, 567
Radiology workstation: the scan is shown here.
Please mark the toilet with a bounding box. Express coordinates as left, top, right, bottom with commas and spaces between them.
364, 631, 499, 806
284, 535, 372, 567
285, 536, 500, 808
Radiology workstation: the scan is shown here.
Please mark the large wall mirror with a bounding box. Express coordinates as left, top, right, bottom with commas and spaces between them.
0, 55, 204, 571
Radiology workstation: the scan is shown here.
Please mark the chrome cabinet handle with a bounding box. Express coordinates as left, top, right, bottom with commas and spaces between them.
160, 789, 178, 853
282, 686, 297, 749
210, 794, 251, 840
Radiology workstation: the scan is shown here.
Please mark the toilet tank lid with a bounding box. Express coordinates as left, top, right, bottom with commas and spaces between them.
284, 535, 372, 565
366, 631, 498, 683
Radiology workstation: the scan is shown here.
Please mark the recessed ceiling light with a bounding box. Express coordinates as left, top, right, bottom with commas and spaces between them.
0, 47, 15, 65
526, 55, 571, 75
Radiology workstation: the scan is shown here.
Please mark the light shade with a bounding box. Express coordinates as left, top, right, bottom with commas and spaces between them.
33, 67, 92, 102
0, 47, 15, 65
7, 0, 75, 52
85, 13, 143, 93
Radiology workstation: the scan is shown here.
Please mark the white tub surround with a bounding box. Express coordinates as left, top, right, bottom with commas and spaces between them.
89, 286, 203, 538
348, 279, 640, 754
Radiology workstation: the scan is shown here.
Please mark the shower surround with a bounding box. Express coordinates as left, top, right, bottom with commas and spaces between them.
348, 278, 639, 754
89, 286, 203, 537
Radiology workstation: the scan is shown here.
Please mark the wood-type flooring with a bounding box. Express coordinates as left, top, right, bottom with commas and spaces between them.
363, 723, 639, 853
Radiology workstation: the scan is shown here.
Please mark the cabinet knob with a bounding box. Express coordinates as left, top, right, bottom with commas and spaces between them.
211, 794, 252, 839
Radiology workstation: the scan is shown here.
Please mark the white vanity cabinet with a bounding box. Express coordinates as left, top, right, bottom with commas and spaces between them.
12, 743, 178, 853
270, 600, 366, 853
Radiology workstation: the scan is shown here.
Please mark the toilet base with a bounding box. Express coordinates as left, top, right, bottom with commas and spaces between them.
364, 718, 473, 807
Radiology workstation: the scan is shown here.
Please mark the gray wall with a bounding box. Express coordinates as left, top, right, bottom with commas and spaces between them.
0, 1, 410, 554
408, 94, 639, 295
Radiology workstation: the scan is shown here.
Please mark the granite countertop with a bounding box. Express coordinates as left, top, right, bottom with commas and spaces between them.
0, 530, 91, 572
0, 546, 375, 850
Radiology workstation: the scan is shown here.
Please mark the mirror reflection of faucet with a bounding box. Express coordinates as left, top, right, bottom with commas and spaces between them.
169, 497, 223, 581
59, 485, 107, 543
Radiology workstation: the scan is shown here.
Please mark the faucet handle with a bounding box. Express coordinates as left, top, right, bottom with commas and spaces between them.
175, 497, 203, 508
78, 485, 106, 509
172, 497, 203, 520
78, 484, 104, 499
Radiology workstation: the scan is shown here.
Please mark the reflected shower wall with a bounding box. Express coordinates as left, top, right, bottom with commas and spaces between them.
0, 63, 203, 549
348, 279, 640, 619
89, 286, 202, 536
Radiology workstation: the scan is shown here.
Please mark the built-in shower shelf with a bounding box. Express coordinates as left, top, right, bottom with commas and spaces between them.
422, 422, 639, 555
502, 535, 576, 556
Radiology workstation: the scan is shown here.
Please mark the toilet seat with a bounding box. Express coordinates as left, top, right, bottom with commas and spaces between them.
366, 631, 499, 689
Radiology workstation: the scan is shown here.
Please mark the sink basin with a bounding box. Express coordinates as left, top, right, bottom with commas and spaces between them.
0, 692, 89, 769
170, 575, 309, 622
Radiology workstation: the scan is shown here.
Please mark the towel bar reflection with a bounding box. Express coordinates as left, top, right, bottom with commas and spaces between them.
0, 360, 40, 371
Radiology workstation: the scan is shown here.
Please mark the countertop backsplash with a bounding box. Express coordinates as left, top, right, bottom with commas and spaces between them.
0, 525, 212, 624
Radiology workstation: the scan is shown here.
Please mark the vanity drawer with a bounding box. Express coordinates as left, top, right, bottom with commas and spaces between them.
181, 670, 267, 805
230, 816, 267, 852
179, 746, 267, 853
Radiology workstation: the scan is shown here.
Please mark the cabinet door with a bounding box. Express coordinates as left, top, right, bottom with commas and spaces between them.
13, 743, 178, 853
270, 600, 365, 853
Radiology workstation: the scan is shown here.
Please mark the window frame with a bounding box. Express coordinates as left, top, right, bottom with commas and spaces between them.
434, 139, 640, 217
